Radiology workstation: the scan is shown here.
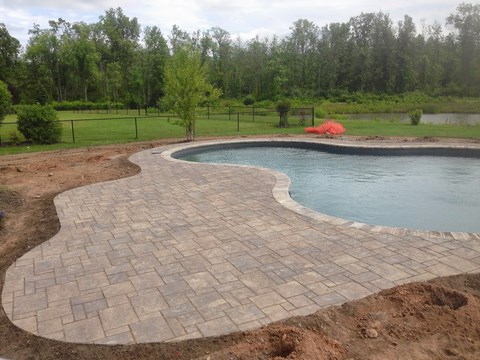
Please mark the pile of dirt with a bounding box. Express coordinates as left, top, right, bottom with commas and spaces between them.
205, 281, 480, 360
1, 135, 479, 360
207, 325, 346, 360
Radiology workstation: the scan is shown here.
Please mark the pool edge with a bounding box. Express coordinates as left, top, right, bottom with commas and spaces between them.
159, 138, 480, 241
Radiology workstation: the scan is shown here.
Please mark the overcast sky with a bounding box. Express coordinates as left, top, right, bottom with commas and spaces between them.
1, 0, 462, 46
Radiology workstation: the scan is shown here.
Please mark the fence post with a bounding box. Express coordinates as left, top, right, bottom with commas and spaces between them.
134, 117, 138, 139
252, 106, 255, 122
208, 106, 210, 120
193, 110, 196, 139
237, 113, 240, 132
311, 106, 315, 126
71, 120, 75, 143
229, 106, 231, 121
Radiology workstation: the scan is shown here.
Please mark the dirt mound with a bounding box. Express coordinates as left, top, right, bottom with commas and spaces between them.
204, 282, 480, 360
330, 282, 480, 359
207, 325, 346, 359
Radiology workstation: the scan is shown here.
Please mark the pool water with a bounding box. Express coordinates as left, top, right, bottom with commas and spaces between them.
181, 146, 480, 233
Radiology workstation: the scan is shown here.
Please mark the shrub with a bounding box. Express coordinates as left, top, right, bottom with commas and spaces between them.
315, 108, 327, 119
243, 95, 255, 106
51, 100, 126, 111
409, 109, 422, 126
297, 110, 308, 126
9, 130, 25, 145
276, 99, 291, 128
17, 104, 62, 144
0, 80, 12, 126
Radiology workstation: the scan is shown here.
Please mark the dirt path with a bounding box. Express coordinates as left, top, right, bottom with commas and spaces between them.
1, 135, 479, 359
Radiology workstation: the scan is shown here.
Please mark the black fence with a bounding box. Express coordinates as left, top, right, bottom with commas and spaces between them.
0, 106, 315, 146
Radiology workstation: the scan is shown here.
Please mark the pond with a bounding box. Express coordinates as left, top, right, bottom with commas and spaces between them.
347, 113, 480, 125
179, 144, 480, 233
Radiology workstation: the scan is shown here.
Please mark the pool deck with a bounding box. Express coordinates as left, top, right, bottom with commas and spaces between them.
2, 138, 480, 344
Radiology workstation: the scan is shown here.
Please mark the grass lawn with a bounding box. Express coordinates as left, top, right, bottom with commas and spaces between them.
1, 111, 479, 155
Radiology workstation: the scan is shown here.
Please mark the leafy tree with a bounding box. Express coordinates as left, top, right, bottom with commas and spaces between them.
6, 5, 480, 103
317, 22, 351, 93
242, 36, 271, 99
348, 12, 396, 93
419, 22, 445, 93
67, 22, 100, 101
396, 15, 418, 93
0, 80, 12, 125
0, 23, 21, 94
106, 62, 122, 104
447, 3, 480, 95
169, 25, 194, 53
24, 24, 58, 103
286, 19, 320, 95
139, 26, 169, 106
96, 8, 140, 103
206, 27, 233, 96
163, 46, 221, 141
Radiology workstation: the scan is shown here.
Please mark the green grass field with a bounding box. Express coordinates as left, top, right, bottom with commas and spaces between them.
1, 110, 479, 155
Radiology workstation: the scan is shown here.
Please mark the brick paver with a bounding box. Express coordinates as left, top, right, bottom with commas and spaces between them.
2, 138, 480, 344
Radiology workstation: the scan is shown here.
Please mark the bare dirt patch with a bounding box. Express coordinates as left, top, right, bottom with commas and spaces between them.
1, 135, 479, 360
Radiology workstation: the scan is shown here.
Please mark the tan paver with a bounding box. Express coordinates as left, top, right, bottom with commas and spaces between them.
2, 138, 480, 344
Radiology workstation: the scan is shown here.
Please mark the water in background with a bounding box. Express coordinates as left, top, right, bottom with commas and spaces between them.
347, 113, 480, 125
182, 147, 480, 233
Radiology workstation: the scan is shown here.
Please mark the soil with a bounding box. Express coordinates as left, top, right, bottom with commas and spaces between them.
1, 134, 480, 360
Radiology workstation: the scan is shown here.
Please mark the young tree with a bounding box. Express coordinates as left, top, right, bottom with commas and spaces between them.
163, 45, 221, 141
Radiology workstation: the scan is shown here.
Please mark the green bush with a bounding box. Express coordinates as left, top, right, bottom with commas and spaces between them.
0, 80, 12, 125
409, 109, 422, 126
17, 104, 62, 144
315, 108, 327, 119
276, 99, 291, 128
51, 100, 126, 111
243, 95, 255, 106
9, 130, 25, 145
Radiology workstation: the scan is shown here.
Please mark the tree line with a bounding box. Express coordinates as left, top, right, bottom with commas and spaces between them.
1, 3, 479, 107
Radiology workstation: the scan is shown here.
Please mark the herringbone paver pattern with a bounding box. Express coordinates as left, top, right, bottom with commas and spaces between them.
2, 139, 480, 344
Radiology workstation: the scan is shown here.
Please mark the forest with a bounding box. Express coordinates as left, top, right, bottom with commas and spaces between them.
0, 3, 479, 108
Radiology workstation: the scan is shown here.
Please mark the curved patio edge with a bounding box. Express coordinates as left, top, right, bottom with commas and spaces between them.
2, 137, 480, 346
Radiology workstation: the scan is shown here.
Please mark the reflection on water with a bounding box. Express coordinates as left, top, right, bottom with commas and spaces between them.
182, 147, 480, 233
347, 113, 480, 125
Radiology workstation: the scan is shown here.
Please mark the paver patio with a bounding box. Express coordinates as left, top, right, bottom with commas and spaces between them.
2, 138, 480, 344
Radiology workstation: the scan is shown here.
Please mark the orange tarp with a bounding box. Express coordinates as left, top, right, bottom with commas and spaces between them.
305, 120, 346, 135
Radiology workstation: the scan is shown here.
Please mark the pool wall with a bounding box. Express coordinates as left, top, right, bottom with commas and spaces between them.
170, 139, 480, 159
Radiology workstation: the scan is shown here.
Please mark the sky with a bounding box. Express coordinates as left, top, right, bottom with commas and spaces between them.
1, 0, 462, 47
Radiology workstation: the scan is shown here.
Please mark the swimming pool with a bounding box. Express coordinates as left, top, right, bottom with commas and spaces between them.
177, 142, 480, 233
